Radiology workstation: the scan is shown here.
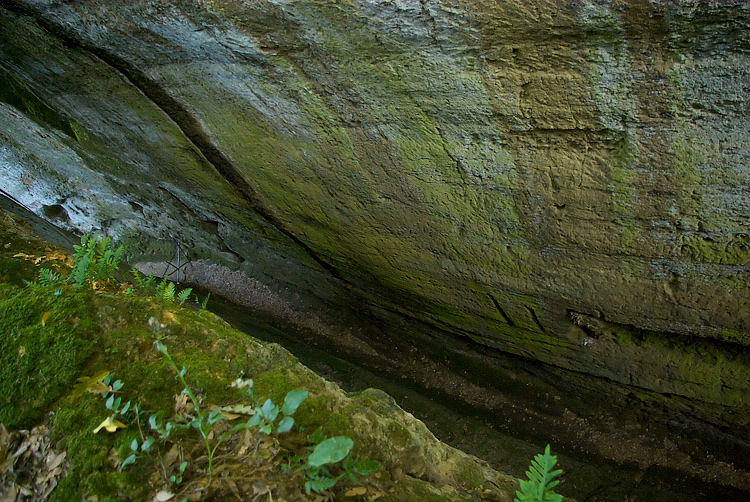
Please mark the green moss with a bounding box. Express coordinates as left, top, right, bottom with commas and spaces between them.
0, 285, 98, 429
51, 394, 151, 502
387, 477, 475, 502
612, 325, 632, 346
0, 257, 34, 285
455, 460, 486, 490
0, 212, 516, 500
294, 394, 352, 437
384, 421, 412, 450
0, 69, 77, 139
680, 234, 750, 264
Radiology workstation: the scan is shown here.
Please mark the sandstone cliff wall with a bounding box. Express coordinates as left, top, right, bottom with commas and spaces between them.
1, 0, 749, 430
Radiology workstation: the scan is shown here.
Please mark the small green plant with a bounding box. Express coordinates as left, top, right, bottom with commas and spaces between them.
300, 436, 354, 493
38, 268, 62, 286
153, 277, 193, 306
152, 338, 308, 478
197, 292, 210, 310
23, 268, 63, 295
515, 445, 563, 502
170, 460, 188, 486
130, 268, 156, 292
282, 427, 380, 494
155, 277, 175, 301
68, 232, 124, 289
176, 288, 192, 306
241, 387, 309, 435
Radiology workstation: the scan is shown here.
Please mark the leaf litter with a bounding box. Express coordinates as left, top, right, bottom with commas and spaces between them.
0, 423, 70, 502
123, 413, 386, 502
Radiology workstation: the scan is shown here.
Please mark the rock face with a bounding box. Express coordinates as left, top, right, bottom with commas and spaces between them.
1, 0, 749, 441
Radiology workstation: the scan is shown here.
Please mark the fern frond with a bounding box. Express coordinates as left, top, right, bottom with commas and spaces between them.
200, 292, 210, 310
164, 282, 175, 301
156, 277, 175, 301
131, 268, 156, 292
515, 445, 563, 502
176, 288, 192, 306
38, 268, 62, 287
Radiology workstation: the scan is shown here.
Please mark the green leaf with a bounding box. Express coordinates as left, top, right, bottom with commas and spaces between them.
261, 399, 279, 422
281, 389, 308, 416
142, 436, 155, 452
207, 408, 225, 425
176, 288, 192, 305
70, 370, 112, 401
122, 454, 137, 468
199, 293, 210, 310
277, 416, 294, 434
514, 445, 563, 502
309, 426, 326, 445
306, 437, 354, 468
130, 439, 139, 451
149, 412, 164, 431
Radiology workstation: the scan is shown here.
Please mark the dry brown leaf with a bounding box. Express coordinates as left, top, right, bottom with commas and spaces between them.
71, 371, 112, 401
47, 451, 66, 471
42, 479, 58, 499
162, 444, 180, 470
154, 490, 174, 501
345, 486, 367, 496
41, 311, 51, 327
209, 404, 241, 420
221, 404, 256, 415
174, 393, 189, 414
226, 477, 241, 498
5, 485, 18, 500
88, 381, 114, 396
368, 490, 386, 501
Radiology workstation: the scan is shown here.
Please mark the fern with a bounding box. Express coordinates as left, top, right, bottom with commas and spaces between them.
176, 287, 192, 306
199, 292, 210, 310
24, 268, 62, 288
131, 268, 156, 292
90, 236, 124, 281
38, 268, 62, 286
67, 232, 124, 288
68, 233, 94, 287
304, 475, 339, 494
515, 445, 563, 502
155, 277, 175, 301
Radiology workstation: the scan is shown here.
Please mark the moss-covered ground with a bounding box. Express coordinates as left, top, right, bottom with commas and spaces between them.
0, 209, 515, 501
